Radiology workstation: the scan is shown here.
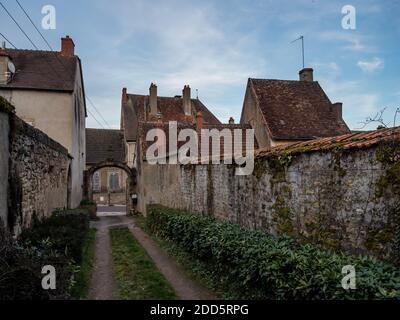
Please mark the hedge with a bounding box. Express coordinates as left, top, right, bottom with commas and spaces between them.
146, 205, 400, 300
0, 209, 90, 300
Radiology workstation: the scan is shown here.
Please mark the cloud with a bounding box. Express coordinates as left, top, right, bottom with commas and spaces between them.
317, 31, 372, 52
357, 57, 384, 73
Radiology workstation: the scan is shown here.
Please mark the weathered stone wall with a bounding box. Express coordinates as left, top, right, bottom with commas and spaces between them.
137, 142, 400, 264
1, 97, 71, 234
0, 102, 11, 226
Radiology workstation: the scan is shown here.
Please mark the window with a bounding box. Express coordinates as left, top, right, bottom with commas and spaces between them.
93, 172, 100, 192
108, 172, 120, 191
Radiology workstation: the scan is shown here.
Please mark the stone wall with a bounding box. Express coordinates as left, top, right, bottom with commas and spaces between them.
137, 137, 400, 264
0, 101, 11, 226
0, 97, 71, 234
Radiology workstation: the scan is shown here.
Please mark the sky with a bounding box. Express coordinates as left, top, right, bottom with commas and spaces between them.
1, 0, 399, 130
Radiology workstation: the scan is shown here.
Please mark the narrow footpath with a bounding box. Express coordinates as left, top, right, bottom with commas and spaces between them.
88, 206, 215, 300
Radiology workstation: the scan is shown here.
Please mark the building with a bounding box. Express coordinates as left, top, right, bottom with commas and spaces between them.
120, 83, 222, 168
0, 36, 86, 208
85, 128, 128, 205
240, 68, 351, 149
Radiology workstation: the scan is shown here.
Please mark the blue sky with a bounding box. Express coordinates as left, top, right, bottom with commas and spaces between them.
1, 0, 399, 130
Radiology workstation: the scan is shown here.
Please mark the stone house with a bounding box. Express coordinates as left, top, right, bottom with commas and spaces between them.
240, 68, 351, 149
120, 83, 222, 168
85, 128, 128, 205
0, 36, 86, 208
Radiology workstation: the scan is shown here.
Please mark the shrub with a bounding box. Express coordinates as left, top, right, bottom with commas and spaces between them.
80, 199, 96, 206
0, 209, 90, 300
19, 209, 90, 264
146, 205, 400, 300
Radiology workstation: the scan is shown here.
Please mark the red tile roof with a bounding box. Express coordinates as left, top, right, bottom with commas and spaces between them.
122, 93, 221, 142
256, 126, 400, 158
0, 49, 78, 92
139, 122, 256, 161
249, 79, 351, 140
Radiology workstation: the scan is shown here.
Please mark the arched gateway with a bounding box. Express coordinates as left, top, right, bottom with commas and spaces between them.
83, 160, 137, 213
84, 129, 137, 214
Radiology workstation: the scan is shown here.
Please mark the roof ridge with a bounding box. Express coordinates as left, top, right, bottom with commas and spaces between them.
250, 78, 317, 83
6, 48, 78, 58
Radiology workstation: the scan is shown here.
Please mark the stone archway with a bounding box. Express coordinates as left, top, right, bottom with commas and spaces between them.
84, 160, 137, 214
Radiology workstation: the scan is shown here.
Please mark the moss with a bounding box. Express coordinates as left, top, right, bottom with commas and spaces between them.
303, 213, 342, 251
375, 142, 400, 198
253, 158, 267, 180
332, 148, 347, 178
365, 225, 396, 254
0, 97, 15, 114
206, 165, 214, 217
267, 155, 287, 183
272, 197, 295, 237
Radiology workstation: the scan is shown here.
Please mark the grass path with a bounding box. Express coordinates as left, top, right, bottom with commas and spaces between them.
71, 228, 97, 299
110, 227, 176, 300
87, 215, 215, 300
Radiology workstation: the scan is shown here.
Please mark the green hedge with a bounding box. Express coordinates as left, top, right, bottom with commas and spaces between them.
20, 209, 90, 264
146, 205, 400, 300
0, 209, 90, 300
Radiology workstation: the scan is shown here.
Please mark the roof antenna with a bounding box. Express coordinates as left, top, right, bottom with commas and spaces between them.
291, 35, 305, 69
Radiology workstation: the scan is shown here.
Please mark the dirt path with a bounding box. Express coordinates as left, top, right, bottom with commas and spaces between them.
127, 220, 216, 300
88, 215, 215, 300
88, 217, 125, 300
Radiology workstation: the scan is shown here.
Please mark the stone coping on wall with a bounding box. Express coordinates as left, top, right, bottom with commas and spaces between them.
0, 96, 15, 114
13, 117, 69, 156
255, 126, 400, 159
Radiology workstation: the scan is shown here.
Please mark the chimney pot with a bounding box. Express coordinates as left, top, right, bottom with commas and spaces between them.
332, 102, 343, 120
61, 36, 75, 57
122, 88, 128, 105
149, 83, 158, 115
299, 68, 314, 82
229, 117, 235, 125
196, 112, 203, 130
183, 85, 192, 116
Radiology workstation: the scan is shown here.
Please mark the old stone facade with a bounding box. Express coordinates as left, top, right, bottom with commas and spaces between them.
0, 36, 86, 209
137, 128, 400, 264
1, 97, 70, 234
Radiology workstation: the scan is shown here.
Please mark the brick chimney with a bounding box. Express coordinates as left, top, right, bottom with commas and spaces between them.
331, 102, 343, 120
0, 47, 11, 85
299, 68, 314, 82
229, 117, 235, 125
196, 112, 203, 130
61, 36, 75, 57
122, 88, 128, 105
183, 85, 192, 116
149, 83, 158, 115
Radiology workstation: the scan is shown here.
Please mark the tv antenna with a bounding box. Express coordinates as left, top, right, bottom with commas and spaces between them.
291, 35, 305, 69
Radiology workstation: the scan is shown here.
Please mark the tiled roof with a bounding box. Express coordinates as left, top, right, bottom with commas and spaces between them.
256, 127, 400, 158
122, 93, 221, 142
86, 129, 125, 164
249, 79, 351, 140
139, 122, 256, 161
0, 49, 77, 92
